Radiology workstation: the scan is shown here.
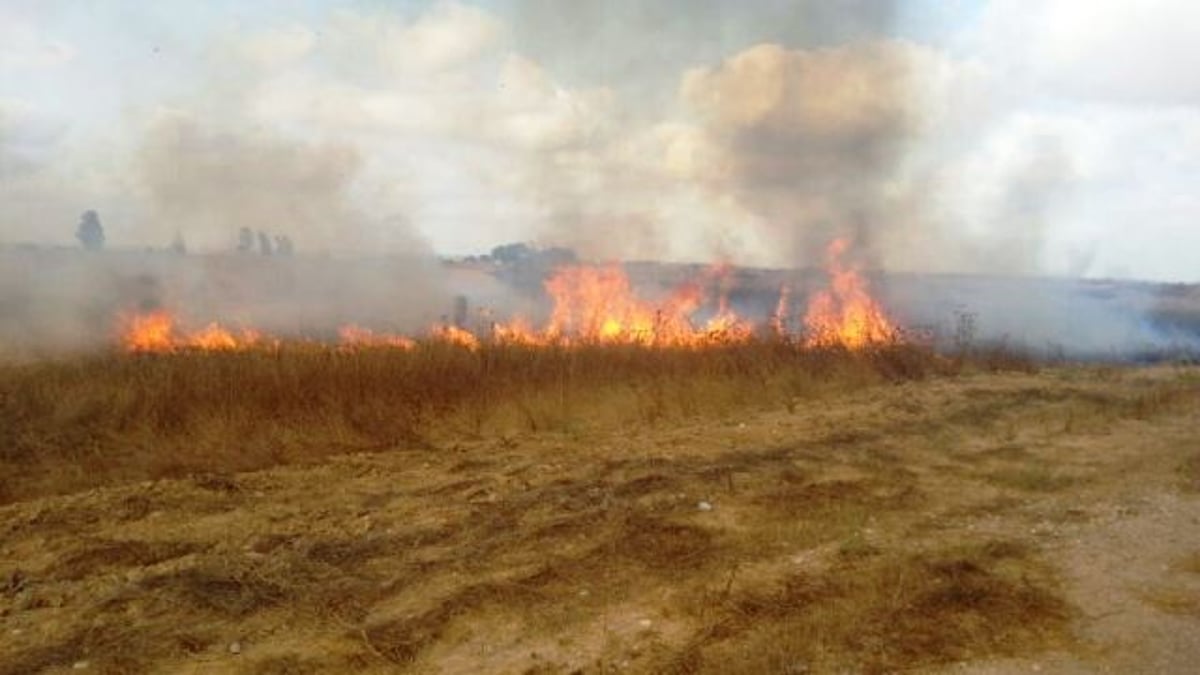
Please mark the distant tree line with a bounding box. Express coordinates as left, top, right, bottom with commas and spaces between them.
460, 242, 577, 267
238, 227, 293, 256
72, 210, 296, 257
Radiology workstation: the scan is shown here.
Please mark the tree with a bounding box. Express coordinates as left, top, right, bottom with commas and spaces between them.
257, 230, 273, 256
490, 242, 532, 264
75, 210, 105, 251
542, 246, 578, 266
237, 227, 255, 253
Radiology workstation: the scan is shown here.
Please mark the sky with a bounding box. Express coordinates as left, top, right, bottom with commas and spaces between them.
1, 0, 1198, 282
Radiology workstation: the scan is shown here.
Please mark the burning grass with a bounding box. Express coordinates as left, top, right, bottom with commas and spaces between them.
15, 244, 1199, 670
0, 237, 972, 503
112, 238, 896, 354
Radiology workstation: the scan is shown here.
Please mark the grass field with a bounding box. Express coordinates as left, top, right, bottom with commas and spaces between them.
2, 344, 1199, 673
0, 341, 963, 504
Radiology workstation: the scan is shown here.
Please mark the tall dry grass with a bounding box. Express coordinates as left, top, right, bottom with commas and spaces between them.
0, 340, 1017, 503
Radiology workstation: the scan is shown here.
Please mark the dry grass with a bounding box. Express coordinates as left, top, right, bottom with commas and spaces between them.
1141, 587, 1200, 619
0, 340, 955, 503
1172, 552, 1200, 576
984, 466, 1079, 493
1179, 452, 1200, 493
2, 347, 1199, 673
665, 541, 1071, 674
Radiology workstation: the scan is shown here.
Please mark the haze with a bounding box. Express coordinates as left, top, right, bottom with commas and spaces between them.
1, 0, 1198, 282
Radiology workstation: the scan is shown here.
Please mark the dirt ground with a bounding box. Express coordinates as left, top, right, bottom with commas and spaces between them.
2, 366, 1199, 673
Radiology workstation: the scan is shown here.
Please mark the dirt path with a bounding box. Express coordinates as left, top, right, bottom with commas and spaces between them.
936, 482, 1200, 674
2, 367, 1198, 673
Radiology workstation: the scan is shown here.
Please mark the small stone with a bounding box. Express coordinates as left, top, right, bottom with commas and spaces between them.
697, 501, 713, 512
72, 661, 90, 670
228, 641, 242, 655
638, 618, 653, 628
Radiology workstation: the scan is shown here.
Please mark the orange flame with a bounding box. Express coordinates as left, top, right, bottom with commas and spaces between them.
121, 310, 176, 352
491, 317, 540, 346
770, 284, 792, 336
120, 310, 263, 353
431, 324, 481, 351
803, 238, 898, 348
338, 325, 416, 350
532, 264, 747, 346
117, 243, 902, 353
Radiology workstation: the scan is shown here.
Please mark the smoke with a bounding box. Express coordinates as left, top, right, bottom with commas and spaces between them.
135, 112, 430, 254
0, 248, 458, 358
0, 106, 457, 356
0, 1, 1073, 273
676, 40, 927, 266
509, 0, 898, 101
1, 1, 1196, 360
505, 0, 906, 265
971, 133, 1076, 275
881, 274, 1200, 359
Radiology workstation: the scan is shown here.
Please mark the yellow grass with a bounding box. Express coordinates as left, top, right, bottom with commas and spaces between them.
0, 341, 963, 503
3, 345, 1199, 673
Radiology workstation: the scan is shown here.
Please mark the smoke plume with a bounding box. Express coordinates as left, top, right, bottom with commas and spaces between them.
136, 113, 438, 255
677, 40, 927, 266
1, 1, 1196, 359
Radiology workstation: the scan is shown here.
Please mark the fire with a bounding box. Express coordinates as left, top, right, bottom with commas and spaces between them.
491, 317, 541, 346
802, 238, 898, 348
702, 303, 753, 343
533, 264, 747, 346
431, 324, 481, 351
116, 240, 903, 354
120, 310, 262, 353
121, 310, 175, 352
770, 284, 791, 336
544, 265, 667, 344
338, 325, 416, 350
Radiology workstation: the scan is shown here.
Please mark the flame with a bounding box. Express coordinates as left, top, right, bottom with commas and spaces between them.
770, 284, 792, 336
338, 325, 416, 350
803, 238, 898, 348
533, 264, 744, 346
121, 310, 176, 352
431, 324, 481, 351
116, 242, 902, 354
491, 317, 540, 346
120, 310, 263, 353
